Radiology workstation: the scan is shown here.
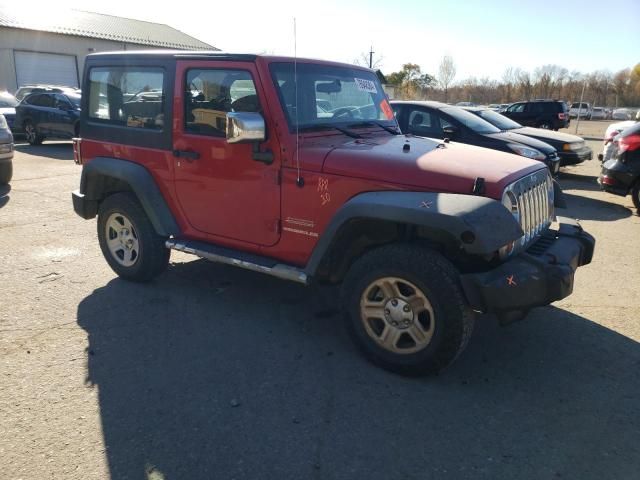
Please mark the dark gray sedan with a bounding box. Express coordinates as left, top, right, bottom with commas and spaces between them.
465, 107, 592, 166
0, 113, 14, 184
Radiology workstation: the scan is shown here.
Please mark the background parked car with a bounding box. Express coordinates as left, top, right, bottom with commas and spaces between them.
589, 107, 606, 120
464, 107, 592, 165
391, 100, 561, 174
612, 108, 633, 120
569, 102, 592, 119
500, 99, 569, 130
598, 113, 639, 162
14, 85, 80, 102
0, 91, 18, 133
14, 91, 81, 145
599, 122, 640, 212
0, 113, 14, 185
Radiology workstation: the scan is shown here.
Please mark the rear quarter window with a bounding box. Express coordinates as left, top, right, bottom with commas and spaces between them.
88, 67, 165, 130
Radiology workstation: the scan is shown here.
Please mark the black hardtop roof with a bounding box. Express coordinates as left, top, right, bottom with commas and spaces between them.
86, 50, 258, 62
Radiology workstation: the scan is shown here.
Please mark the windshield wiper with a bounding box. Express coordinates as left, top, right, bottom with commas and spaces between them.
299, 124, 362, 138
348, 121, 400, 135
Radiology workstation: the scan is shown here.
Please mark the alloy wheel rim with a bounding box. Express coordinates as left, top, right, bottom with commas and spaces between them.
105, 212, 140, 267
25, 124, 35, 142
359, 277, 435, 354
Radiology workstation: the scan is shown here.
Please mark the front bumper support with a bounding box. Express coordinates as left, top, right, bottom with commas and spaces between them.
460, 217, 595, 314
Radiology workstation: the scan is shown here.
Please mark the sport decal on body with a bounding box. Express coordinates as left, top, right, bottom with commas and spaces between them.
354, 78, 378, 94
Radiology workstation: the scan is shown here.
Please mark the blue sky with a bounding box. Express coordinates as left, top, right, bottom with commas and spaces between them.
7, 0, 640, 79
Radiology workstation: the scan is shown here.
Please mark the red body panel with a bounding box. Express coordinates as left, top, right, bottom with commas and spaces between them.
80, 54, 544, 267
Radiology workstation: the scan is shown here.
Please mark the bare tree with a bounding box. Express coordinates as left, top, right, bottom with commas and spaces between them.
437, 55, 456, 103
502, 67, 517, 102
517, 69, 533, 100
353, 50, 383, 70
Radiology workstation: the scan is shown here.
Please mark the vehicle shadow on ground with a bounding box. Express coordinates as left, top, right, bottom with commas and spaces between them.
559, 193, 631, 221
14, 142, 73, 161
558, 170, 600, 189
77, 259, 640, 480
0, 184, 10, 208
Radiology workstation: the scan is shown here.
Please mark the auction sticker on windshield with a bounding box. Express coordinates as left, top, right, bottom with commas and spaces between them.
355, 78, 377, 93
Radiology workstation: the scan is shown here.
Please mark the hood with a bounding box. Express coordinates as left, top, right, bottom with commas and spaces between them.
484, 131, 556, 154
0, 107, 15, 116
512, 126, 584, 144
322, 135, 544, 200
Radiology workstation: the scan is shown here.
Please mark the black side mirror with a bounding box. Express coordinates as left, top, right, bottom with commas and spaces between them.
443, 125, 458, 137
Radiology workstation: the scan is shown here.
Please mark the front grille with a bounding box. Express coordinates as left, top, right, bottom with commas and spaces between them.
507, 169, 553, 250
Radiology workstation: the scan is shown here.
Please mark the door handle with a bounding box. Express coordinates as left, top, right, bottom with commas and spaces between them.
173, 149, 200, 161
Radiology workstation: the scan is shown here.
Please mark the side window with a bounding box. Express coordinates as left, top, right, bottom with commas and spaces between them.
54, 94, 71, 109
508, 103, 525, 113
407, 109, 443, 138
185, 69, 260, 137
88, 67, 165, 130
528, 103, 544, 114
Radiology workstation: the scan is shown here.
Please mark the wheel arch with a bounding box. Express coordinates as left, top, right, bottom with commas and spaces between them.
305, 191, 523, 283
78, 157, 179, 236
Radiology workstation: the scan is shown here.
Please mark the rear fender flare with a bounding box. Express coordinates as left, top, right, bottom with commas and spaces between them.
79, 157, 179, 236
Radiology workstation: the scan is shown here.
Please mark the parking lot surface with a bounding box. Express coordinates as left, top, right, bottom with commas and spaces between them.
1, 121, 639, 479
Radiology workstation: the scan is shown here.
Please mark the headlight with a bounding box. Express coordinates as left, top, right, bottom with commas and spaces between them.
0, 115, 7, 130
507, 143, 546, 160
562, 142, 584, 151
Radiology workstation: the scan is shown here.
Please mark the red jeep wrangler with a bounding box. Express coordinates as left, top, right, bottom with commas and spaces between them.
72, 51, 594, 375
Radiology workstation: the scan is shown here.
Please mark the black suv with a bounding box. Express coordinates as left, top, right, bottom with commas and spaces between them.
501, 100, 569, 131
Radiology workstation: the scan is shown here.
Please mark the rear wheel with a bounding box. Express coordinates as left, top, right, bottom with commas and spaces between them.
97, 192, 170, 282
24, 121, 43, 145
538, 121, 552, 129
342, 244, 474, 376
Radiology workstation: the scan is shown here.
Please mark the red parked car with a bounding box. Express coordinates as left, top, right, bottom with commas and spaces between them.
72, 51, 594, 375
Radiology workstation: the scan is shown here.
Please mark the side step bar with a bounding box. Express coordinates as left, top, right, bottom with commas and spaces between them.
166, 238, 309, 285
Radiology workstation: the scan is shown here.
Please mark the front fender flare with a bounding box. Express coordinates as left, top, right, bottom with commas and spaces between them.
305, 191, 522, 276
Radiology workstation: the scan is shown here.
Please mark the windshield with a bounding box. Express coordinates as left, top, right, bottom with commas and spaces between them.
0, 95, 18, 108
474, 109, 522, 130
270, 62, 396, 130
441, 107, 501, 134
67, 94, 81, 108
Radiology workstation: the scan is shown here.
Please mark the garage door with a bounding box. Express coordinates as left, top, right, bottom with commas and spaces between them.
14, 51, 78, 88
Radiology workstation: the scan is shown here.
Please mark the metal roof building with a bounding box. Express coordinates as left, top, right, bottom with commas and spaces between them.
0, 7, 216, 92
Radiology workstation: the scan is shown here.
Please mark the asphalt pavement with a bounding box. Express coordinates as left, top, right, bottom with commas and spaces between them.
1, 123, 639, 480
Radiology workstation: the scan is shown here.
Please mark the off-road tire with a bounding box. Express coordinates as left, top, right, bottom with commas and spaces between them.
0, 161, 12, 185
24, 121, 44, 145
97, 192, 170, 282
341, 244, 474, 376
632, 182, 640, 212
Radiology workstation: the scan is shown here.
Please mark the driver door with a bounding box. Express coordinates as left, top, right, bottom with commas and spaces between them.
172, 61, 281, 246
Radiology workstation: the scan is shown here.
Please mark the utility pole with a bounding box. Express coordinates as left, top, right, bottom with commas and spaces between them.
575, 80, 587, 135
369, 46, 374, 69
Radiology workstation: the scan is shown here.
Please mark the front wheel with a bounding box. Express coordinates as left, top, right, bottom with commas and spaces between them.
632, 183, 640, 212
341, 244, 474, 376
0, 161, 12, 185
24, 121, 43, 145
97, 192, 170, 282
